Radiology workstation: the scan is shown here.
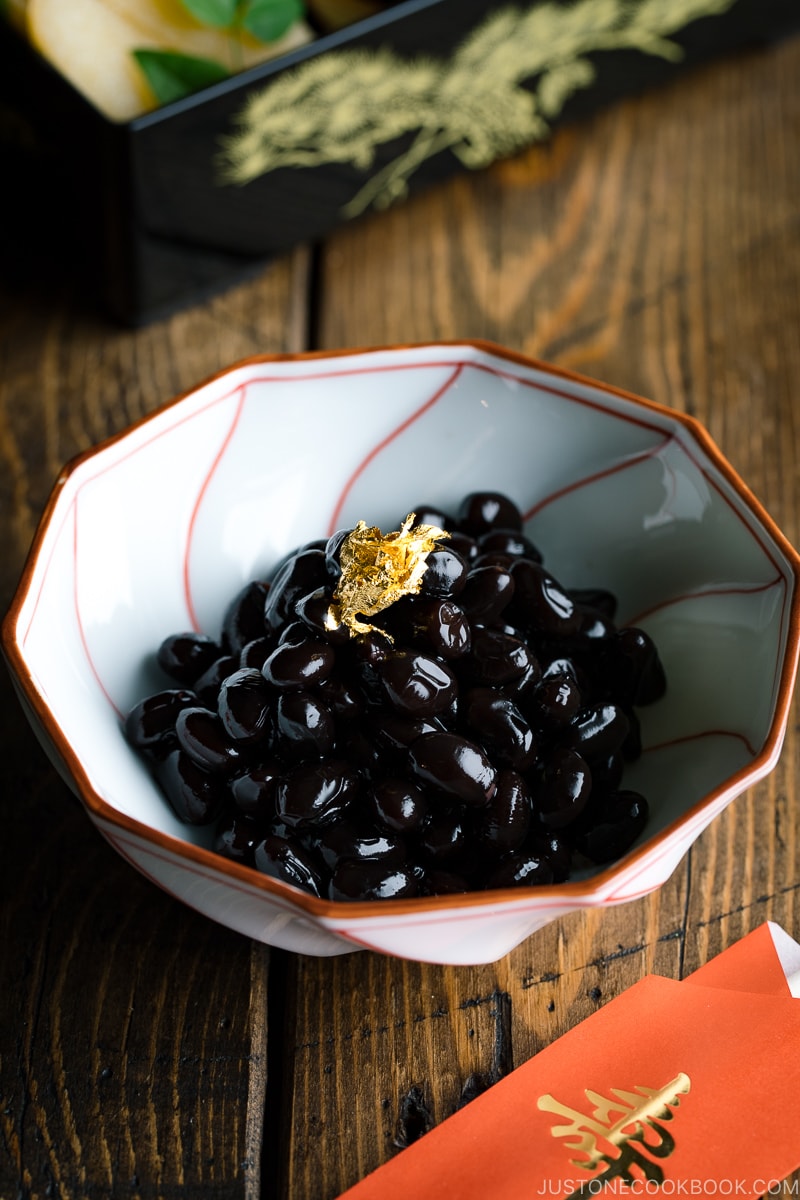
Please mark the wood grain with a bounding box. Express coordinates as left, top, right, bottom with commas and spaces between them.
0, 252, 310, 1200
281, 33, 800, 1200
1, 27, 799, 1200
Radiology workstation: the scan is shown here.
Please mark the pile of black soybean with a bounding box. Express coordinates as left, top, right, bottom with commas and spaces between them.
124, 492, 666, 901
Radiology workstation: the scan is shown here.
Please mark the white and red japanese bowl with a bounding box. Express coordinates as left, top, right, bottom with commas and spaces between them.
4, 341, 800, 964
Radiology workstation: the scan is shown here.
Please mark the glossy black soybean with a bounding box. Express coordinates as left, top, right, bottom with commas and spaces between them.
415, 809, 468, 862
314, 821, 405, 870
129, 490, 665, 902
564, 703, 630, 762
408, 732, 496, 807
590, 751, 625, 794
238, 637, 273, 669
269, 540, 327, 581
350, 629, 393, 668
472, 770, 532, 854
294, 587, 352, 645
229, 762, 281, 820
328, 859, 418, 901
528, 831, 573, 882
472, 551, 516, 571
457, 491, 523, 535
377, 651, 457, 716
221, 581, 270, 653
275, 690, 335, 761
502, 661, 542, 703
484, 852, 554, 889
526, 673, 582, 731
262, 637, 336, 690
341, 728, 385, 778
367, 712, 446, 755
420, 868, 470, 895
477, 528, 542, 561
175, 707, 243, 775
157, 632, 221, 686
315, 672, 365, 726
536, 747, 592, 829
217, 667, 271, 743
571, 790, 649, 864
215, 814, 259, 864
366, 777, 428, 834
459, 565, 515, 624
508, 560, 583, 636
193, 654, 239, 705
254, 833, 325, 897
569, 587, 618, 621
446, 531, 478, 562
408, 504, 455, 531
275, 759, 359, 828
155, 750, 225, 825
264, 548, 328, 631
463, 626, 535, 687
324, 528, 351, 581
124, 688, 197, 756
542, 655, 581, 683
277, 620, 312, 647
574, 609, 615, 642
606, 627, 667, 706
462, 687, 537, 771
418, 547, 468, 598
398, 597, 471, 660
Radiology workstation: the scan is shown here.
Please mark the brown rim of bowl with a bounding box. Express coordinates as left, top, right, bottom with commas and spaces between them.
4, 339, 800, 921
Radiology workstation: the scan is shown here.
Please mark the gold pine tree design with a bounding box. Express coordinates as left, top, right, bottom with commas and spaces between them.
218, 0, 738, 216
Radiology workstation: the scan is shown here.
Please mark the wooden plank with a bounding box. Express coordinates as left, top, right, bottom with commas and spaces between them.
281, 34, 800, 1200
0, 251, 310, 1200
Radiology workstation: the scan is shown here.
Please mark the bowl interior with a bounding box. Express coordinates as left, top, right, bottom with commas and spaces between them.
11, 344, 797, 876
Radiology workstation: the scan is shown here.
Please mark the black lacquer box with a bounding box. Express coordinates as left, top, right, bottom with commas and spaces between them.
0, 0, 796, 326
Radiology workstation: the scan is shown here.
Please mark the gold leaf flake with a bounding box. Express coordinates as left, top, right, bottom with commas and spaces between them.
331, 514, 448, 637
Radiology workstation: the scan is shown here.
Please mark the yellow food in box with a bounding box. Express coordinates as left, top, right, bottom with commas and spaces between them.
25, 0, 312, 122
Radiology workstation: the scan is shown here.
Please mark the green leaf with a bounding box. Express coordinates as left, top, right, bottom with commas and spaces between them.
133, 49, 231, 106
242, 0, 304, 42
178, 0, 241, 27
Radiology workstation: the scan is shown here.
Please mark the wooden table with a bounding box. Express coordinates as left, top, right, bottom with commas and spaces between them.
2, 29, 800, 1200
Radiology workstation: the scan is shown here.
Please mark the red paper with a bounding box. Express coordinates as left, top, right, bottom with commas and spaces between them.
339, 923, 800, 1199
685, 921, 794, 996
